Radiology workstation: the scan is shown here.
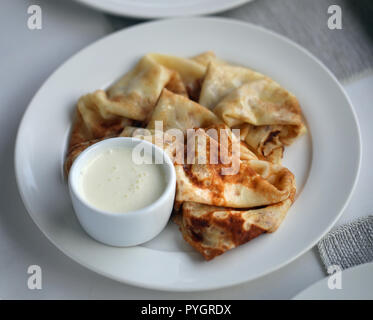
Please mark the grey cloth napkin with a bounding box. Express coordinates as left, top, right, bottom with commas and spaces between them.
106, 0, 373, 83
318, 216, 373, 271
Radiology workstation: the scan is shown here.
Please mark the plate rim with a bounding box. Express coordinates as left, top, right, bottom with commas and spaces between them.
73, 0, 253, 19
14, 17, 362, 292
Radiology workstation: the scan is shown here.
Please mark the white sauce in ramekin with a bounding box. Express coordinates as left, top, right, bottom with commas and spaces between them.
78, 147, 166, 213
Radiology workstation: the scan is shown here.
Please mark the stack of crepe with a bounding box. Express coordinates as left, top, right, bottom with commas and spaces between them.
65, 52, 305, 260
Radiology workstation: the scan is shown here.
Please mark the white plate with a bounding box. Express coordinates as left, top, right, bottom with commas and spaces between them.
74, 0, 254, 18
15, 18, 361, 292
294, 263, 373, 300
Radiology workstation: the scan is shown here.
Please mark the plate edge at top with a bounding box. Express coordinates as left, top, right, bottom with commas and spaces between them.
73, 0, 254, 19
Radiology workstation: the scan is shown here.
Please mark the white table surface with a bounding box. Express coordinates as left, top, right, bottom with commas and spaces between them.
1, 0, 372, 299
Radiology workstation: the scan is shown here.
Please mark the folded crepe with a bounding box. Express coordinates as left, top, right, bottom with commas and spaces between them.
147, 89, 222, 133
106, 54, 175, 121
199, 62, 305, 163
148, 52, 219, 101
199, 62, 268, 109
176, 198, 294, 260
214, 79, 306, 163
176, 160, 295, 208
175, 127, 295, 209
68, 91, 134, 151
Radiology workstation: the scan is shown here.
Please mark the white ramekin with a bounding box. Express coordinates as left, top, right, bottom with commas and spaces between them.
68, 137, 176, 247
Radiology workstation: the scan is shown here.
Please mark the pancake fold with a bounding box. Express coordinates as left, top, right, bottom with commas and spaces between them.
199, 62, 306, 163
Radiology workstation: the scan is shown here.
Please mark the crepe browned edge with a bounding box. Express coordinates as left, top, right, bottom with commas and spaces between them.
174, 126, 295, 209
175, 192, 295, 261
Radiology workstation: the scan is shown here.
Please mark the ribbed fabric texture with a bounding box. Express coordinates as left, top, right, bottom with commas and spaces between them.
318, 216, 373, 271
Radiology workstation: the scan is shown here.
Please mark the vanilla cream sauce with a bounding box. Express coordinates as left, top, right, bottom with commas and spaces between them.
79, 147, 166, 213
